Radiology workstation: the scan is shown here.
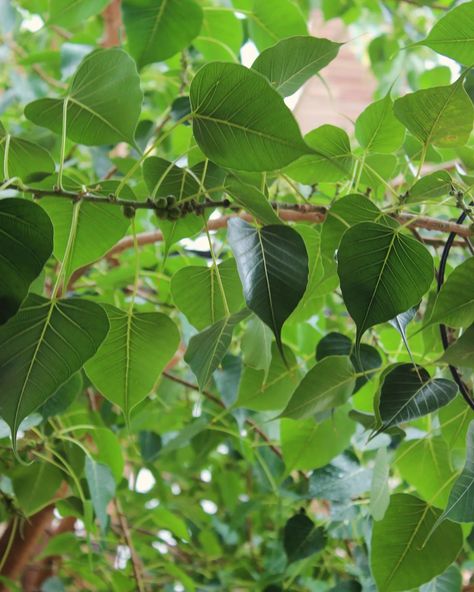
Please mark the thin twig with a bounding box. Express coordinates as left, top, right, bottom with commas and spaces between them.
114, 498, 146, 592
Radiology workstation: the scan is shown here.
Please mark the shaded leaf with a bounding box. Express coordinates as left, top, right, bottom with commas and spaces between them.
85, 457, 115, 534
12, 462, 63, 516
0, 124, 55, 182
441, 324, 474, 369
225, 179, 281, 225
370, 447, 390, 521
283, 512, 326, 564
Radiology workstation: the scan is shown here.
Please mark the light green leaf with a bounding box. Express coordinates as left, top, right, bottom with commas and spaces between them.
0, 124, 55, 182
337, 222, 433, 343
122, 0, 203, 69
0, 296, 108, 450
85, 305, 180, 418
152, 507, 190, 542
184, 309, 249, 390
85, 457, 115, 534
248, 0, 307, 50
393, 77, 474, 148
370, 447, 390, 521
171, 258, 244, 330
190, 62, 311, 171
406, 171, 453, 204
428, 258, 474, 329
420, 565, 463, 592
419, 1, 474, 65
194, 8, 243, 62
92, 428, 124, 485
225, 179, 281, 225
0, 198, 53, 324
280, 355, 355, 420
377, 363, 458, 431
371, 493, 463, 591
252, 36, 341, 97
355, 94, 406, 153
25, 48, 143, 146
228, 218, 308, 358
441, 324, 474, 369
48, 0, 109, 27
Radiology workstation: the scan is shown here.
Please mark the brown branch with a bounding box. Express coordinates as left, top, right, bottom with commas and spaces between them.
101, 0, 122, 48
162, 372, 283, 459
114, 499, 146, 592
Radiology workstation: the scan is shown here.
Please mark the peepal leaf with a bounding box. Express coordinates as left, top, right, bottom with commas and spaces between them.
419, 1, 474, 65
441, 324, 474, 369
371, 494, 463, 591
0, 124, 55, 182
0, 296, 109, 450
252, 36, 341, 97
85, 457, 115, 534
25, 48, 143, 146
249, 0, 307, 50
355, 94, 405, 153
190, 62, 311, 171
85, 305, 180, 419
0, 199, 53, 324
337, 222, 433, 343
48, 0, 109, 27
122, 0, 203, 69
228, 219, 308, 358
393, 77, 474, 148
377, 364, 458, 431
225, 179, 281, 225
283, 512, 326, 564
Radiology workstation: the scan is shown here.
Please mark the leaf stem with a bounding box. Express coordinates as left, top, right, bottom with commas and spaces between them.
57, 97, 69, 191
51, 197, 82, 299
3, 133, 10, 180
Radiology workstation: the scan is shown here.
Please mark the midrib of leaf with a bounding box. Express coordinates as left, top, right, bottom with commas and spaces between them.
383, 377, 438, 428
290, 523, 322, 560
276, 46, 339, 91
425, 80, 460, 147
286, 371, 354, 416
201, 318, 231, 388
124, 311, 133, 419
68, 97, 124, 138
365, 99, 389, 152
142, 0, 169, 60
248, 12, 280, 42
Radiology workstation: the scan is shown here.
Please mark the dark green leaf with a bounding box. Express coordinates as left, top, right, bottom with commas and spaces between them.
225, 179, 281, 225
283, 512, 326, 564
39, 372, 82, 420
12, 462, 63, 516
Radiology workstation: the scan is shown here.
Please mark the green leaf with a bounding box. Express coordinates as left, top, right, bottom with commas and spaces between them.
92, 428, 124, 484
441, 324, 474, 369
25, 48, 143, 146
122, 0, 203, 69
85, 305, 180, 419
370, 447, 390, 521
0, 125, 55, 182
281, 405, 355, 471
171, 259, 244, 330
85, 457, 115, 534
388, 306, 418, 364
228, 219, 308, 358
0, 296, 108, 450
193, 8, 243, 62
371, 493, 463, 591
225, 179, 281, 225
308, 455, 372, 503
280, 355, 355, 420
152, 507, 190, 541
406, 171, 453, 204
48, 0, 109, 27
190, 62, 311, 171
427, 258, 474, 329
12, 462, 63, 516
184, 309, 249, 391
337, 222, 433, 343
438, 421, 474, 523
377, 364, 458, 431
285, 124, 352, 184
283, 512, 326, 564
355, 94, 406, 153
142, 156, 200, 198
237, 343, 299, 411
419, 1, 474, 65
395, 437, 455, 507
0, 198, 53, 324
252, 36, 341, 97
393, 77, 474, 149
248, 0, 307, 50
241, 316, 273, 374
39, 372, 82, 419
420, 565, 463, 592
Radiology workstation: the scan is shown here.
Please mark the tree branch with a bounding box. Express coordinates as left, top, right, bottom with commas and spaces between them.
114, 498, 146, 592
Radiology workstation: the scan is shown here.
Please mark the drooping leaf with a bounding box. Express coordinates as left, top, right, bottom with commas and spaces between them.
0, 198, 53, 324
85, 305, 179, 419
85, 456, 115, 534
241, 316, 273, 375
225, 179, 281, 225
252, 36, 341, 97
248, 0, 308, 50
184, 309, 249, 391
419, 1, 474, 65
0, 296, 109, 449
122, 0, 203, 69
376, 364, 458, 431
227, 218, 308, 357
371, 493, 463, 591
0, 125, 55, 182
355, 94, 406, 153
280, 355, 355, 420
370, 447, 390, 521
441, 324, 474, 369
48, 0, 109, 27
337, 222, 433, 343
388, 306, 418, 363
171, 259, 244, 330
285, 124, 352, 184
190, 62, 311, 171
283, 512, 326, 564
393, 77, 474, 149
427, 258, 474, 329
25, 48, 143, 146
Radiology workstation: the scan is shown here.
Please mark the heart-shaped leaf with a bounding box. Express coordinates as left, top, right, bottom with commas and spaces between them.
355, 93, 405, 153
228, 218, 308, 358
0, 296, 109, 450
25, 48, 143, 146
190, 62, 311, 171
85, 305, 180, 419
0, 198, 53, 324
